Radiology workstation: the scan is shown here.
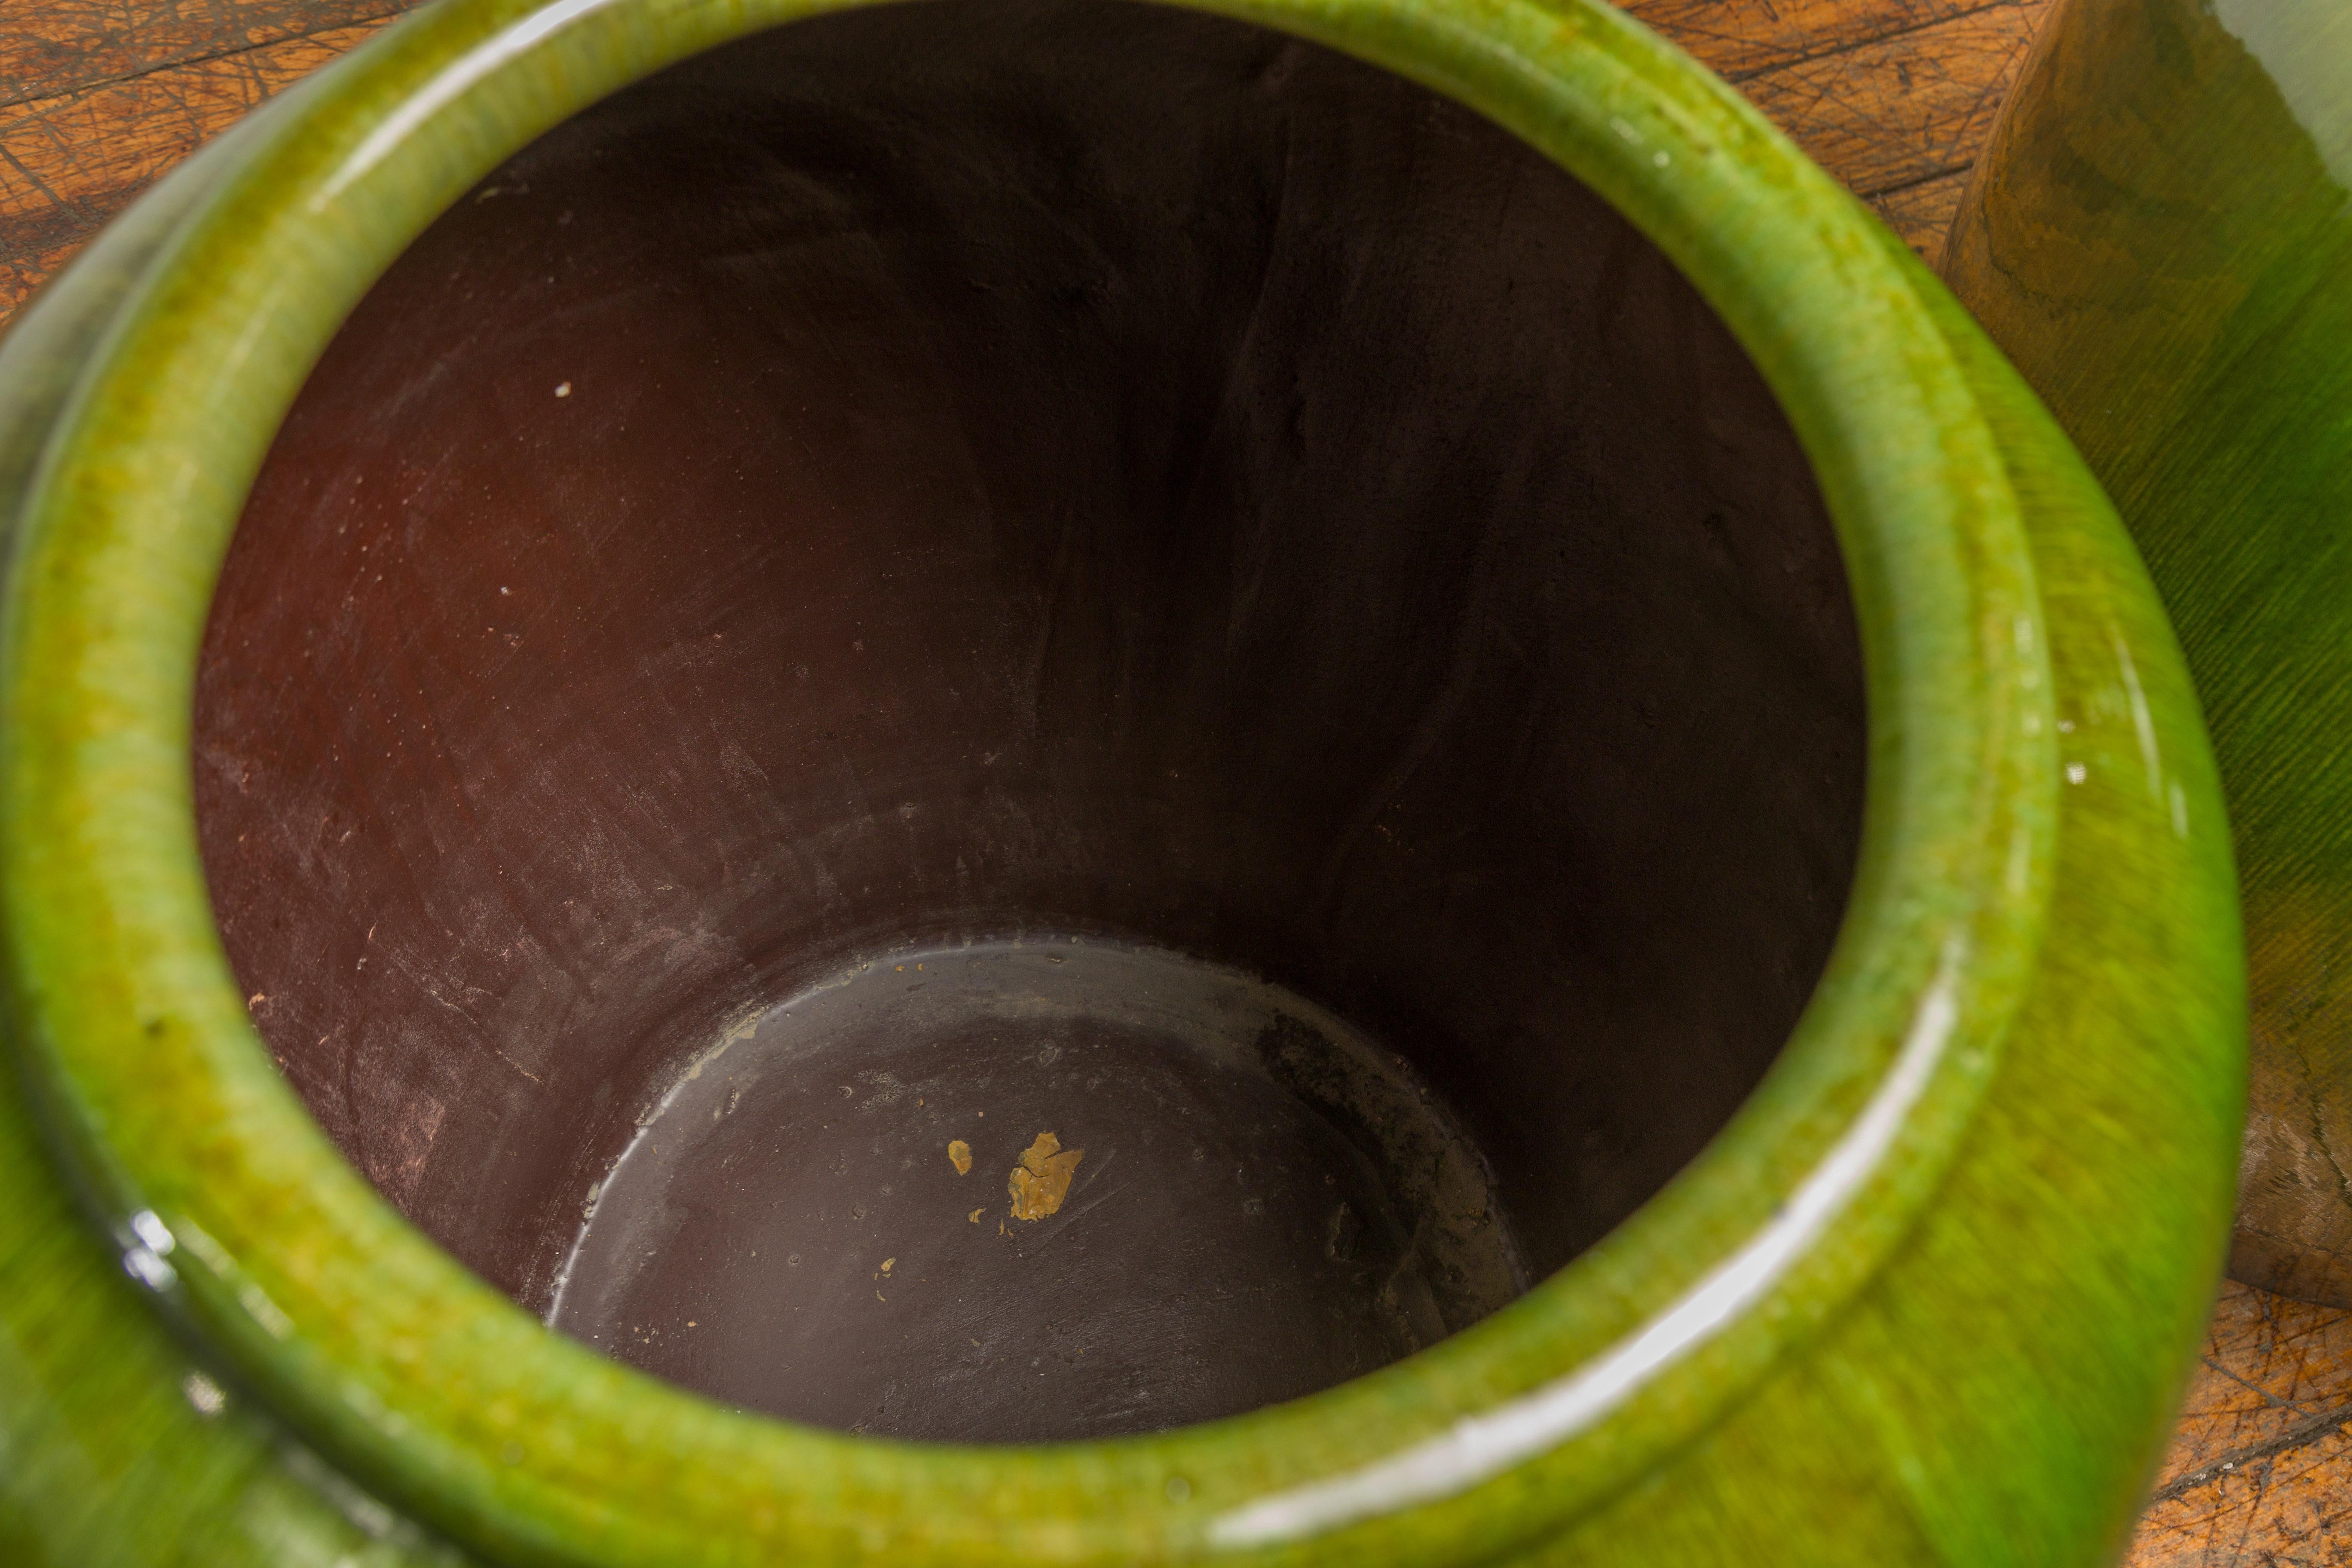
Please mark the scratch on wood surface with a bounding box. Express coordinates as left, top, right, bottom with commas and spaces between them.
1866, 168, 1974, 259
1623, 0, 2052, 260
1626, 0, 2040, 83
0, 1, 413, 110
0, 4, 416, 326
2125, 1281, 2352, 1566
1728, 1, 2050, 211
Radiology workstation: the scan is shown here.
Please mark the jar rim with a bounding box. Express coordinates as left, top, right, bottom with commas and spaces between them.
0, 0, 2055, 1561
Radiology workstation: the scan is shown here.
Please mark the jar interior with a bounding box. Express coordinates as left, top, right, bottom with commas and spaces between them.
193, 0, 1865, 1443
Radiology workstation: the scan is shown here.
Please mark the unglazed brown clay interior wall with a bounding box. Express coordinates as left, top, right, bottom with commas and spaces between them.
194, 0, 1865, 1437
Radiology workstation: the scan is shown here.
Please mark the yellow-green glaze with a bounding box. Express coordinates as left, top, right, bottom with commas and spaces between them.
1945, 0, 2352, 1307
0, 0, 2240, 1562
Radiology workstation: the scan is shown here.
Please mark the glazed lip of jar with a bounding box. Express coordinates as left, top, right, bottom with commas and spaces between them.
0, 0, 2054, 1565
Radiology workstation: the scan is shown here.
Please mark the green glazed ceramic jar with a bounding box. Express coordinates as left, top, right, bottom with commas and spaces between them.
1944, 0, 2352, 1306
0, 0, 2240, 1563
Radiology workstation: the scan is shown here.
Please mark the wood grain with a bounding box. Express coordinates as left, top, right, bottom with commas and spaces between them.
2125, 1283, 2352, 1566
0, 0, 2044, 334
1626, 0, 2029, 80
1631, 0, 2052, 242
0, 0, 408, 110
0, 21, 396, 320
1723, 0, 2050, 237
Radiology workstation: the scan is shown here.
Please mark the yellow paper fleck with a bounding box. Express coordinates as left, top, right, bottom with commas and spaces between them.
1008, 1130, 1084, 1220
948, 1139, 973, 1176
968, 1208, 983, 1223
879, 1258, 894, 1274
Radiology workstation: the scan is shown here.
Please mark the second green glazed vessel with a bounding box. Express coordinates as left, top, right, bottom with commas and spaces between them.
0, 0, 2241, 1562
1945, 0, 2352, 1305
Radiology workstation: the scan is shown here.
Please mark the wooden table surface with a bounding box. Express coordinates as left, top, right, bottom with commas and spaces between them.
0, 0, 2049, 322
0, 2, 2343, 1563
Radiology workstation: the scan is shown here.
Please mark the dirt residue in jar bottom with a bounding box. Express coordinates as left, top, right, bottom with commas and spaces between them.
1008, 1130, 1083, 1219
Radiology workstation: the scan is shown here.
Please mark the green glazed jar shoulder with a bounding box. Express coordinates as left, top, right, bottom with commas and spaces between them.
0, 94, 459, 1568
0, 0, 2239, 1562
1572, 242, 2240, 1567
1945, 0, 2352, 1306
1468, 234, 2244, 1566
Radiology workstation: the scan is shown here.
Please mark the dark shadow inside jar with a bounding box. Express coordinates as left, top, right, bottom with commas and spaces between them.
193, 0, 1865, 1443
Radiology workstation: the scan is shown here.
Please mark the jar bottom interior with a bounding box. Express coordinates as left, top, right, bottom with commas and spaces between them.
550, 935, 1525, 1439
194, 0, 1867, 1440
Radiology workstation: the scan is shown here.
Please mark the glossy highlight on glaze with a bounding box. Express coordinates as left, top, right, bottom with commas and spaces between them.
1207, 939, 1963, 1546
316, 0, 628, 202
